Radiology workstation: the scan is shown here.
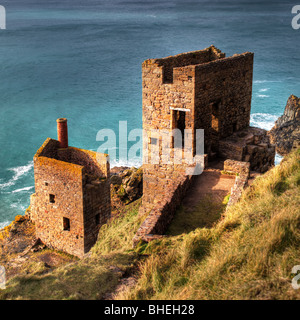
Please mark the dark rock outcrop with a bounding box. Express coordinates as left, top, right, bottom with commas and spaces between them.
110, 166, 143, 205
268, 95, 300, 155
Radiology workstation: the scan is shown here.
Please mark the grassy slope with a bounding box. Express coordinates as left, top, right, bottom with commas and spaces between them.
0, 200, 144, 300
122, 148, 300, 300
0, 149, 299, 300
166, 194, 228, 236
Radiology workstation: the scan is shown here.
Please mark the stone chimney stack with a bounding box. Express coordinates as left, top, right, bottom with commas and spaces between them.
57, 118, 68, 149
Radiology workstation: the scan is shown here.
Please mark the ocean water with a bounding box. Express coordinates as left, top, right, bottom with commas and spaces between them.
0, 0, 299, 227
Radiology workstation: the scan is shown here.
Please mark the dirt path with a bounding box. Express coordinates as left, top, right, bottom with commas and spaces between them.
167, 162, 236, 235
182, 168, 236, 210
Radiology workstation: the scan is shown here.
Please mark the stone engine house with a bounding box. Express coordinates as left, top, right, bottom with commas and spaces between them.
30, 118, 111, 258
142, 45, 253, 157
134, 46, 275, 244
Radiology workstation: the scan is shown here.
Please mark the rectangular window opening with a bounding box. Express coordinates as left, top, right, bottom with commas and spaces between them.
150, 137, 158, 145
233, 122, 238, 132
211, 101, 221, 153
63, 217, 70, 231
49, 194, 55, 203
173, 110, 186, 149
211, 102, 220, 132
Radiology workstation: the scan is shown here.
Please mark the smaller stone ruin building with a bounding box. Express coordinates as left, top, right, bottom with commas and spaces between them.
29, 118, 111, 258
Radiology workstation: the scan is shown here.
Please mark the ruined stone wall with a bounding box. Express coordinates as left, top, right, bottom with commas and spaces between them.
224, 159, 251, 176
30, 138, 111, 258
37, 138, 59, 158
219, 127, 275, 173
141, 163, 189, 214
142, 57, 196, 214
152, 45, 225, 83
83, 178, 111, 253
223, 159, 250, 208
141, 47, 254, 214
142, 46, 226, 153
42, 143, 109, 178
194, 52, 254, 154
137, 47, 271, 245
30, 156, 86, 257
133, 173, 194, 246
141, 47, 224, 213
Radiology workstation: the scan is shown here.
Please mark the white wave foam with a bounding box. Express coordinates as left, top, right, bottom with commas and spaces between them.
12, 186, 34, 193
275, 153, 283, 166
10, 202, 26, 211
259, 88, 270, 92
256, 94, 270, 98
254, 80, 282, 84
0, 221, 10, 230
250, 113, 279, 131
0, 161, 33, 190
110, 157, 143, 169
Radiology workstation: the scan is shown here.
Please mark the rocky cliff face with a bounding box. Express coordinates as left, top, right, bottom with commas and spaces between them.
268, 95, 300, 155
110, 166, 143, 206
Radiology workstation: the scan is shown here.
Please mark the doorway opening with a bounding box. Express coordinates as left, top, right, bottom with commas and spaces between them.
172, 110, 186, 149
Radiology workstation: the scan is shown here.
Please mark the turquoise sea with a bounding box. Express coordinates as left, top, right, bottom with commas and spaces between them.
0, 0, 299, 227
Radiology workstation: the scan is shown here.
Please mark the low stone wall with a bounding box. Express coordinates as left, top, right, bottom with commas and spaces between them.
133, 173, 194, 246
224, 159, 250, 176
226, 175, 249, 207
224, 159, 250, 208
219, 127, 275, 173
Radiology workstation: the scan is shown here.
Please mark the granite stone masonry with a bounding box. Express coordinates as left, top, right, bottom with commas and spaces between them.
134, 46, 275, 245
219, 127, 275, 173
29, 120, 111, 258
224, 159, 250, 208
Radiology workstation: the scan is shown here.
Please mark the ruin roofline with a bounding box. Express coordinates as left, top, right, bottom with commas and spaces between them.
142, 45, 253, 85
143, 45, 253, 67
34, 137, 109, 179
